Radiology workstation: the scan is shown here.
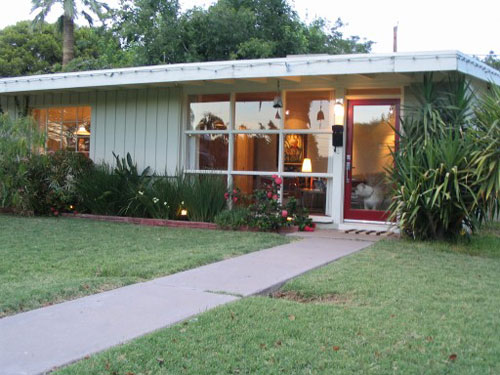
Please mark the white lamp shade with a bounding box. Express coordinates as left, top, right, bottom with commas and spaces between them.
75, 124, 90, 136
334, 100, 345, 126
301, 158, 312, 173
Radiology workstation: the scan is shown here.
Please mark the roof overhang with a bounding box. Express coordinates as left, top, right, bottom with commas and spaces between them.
0, 50, 498, 94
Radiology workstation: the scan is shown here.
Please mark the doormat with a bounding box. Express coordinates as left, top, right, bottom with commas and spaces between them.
344, 229, 395, 237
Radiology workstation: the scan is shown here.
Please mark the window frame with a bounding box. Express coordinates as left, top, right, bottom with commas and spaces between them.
31, 105, 92, 155
184, 89, 335, 217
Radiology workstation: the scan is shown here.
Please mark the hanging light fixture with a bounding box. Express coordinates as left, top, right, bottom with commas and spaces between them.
273, 80, 282, 109
75, 124, 90, 136
316, 102, 325, 121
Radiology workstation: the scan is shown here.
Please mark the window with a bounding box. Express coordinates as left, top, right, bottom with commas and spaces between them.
33, 106, 91, 156
185, 90, 334, 217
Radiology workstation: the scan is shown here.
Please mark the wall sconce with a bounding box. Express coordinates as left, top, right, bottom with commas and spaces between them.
333, 100, 344, 126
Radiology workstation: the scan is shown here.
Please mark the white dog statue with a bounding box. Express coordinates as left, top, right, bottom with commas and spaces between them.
355, 183, 385, 210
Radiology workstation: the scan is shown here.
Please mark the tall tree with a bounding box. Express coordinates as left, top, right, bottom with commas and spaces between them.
31, 0, 110, 66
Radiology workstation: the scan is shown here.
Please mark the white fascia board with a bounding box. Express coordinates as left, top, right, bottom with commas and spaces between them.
0, 51, 498, 94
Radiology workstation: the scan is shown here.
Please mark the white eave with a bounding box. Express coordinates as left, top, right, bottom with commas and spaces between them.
0, 50, 499, 94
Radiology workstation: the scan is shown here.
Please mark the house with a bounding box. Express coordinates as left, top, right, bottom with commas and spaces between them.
1, 51, 498, 229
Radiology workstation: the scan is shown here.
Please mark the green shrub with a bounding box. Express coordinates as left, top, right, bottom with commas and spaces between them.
215, 207, 250, 229
0, 114, 44, 211
24, 151, 93, 215
388, 75, 500, 240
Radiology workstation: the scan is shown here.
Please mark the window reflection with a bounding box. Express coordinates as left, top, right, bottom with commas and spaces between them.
283, 133, 329, 173
189, 94, 230, 130
235, 92, 280, 130
285, 91, 331, 130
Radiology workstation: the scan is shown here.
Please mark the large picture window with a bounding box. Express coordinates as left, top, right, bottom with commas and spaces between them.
33, 106, 91, 157
185, 90, 334, 217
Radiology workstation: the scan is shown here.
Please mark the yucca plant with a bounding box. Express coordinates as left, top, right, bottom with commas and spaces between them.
388, 74, 499, 240
472, 84, 500, 219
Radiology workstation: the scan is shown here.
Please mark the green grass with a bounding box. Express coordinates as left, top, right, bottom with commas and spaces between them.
57, 223, 500, 374
0, 214, 288, 317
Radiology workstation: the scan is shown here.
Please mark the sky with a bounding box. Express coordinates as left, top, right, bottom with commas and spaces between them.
0, 0, 498, 57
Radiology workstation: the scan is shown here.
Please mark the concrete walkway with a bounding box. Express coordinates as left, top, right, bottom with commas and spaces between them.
0, 236, 372, 375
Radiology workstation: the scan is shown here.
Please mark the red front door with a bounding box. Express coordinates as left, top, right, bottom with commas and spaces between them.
344, 99, 400, 222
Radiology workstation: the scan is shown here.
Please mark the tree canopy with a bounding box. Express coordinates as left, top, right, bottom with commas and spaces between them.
1, 0, 375, 77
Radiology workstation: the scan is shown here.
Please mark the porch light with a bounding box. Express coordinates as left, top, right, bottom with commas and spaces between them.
334, 100, 345, 126
180, 208, 188, 216
75, 124, 90, 136
301, 158, 312, 173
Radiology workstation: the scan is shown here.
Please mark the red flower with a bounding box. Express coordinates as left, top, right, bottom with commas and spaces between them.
272, 194, 278, 200
267, 192, 273, 198
274, 177, 282, 185
233, 197, 238, 203
281, 210, 288, 218
224, 192, 229, 199
272, 174, 278, 179
53, 210, 59, 216
233, 189, 237, 194
304, 225, 315, 232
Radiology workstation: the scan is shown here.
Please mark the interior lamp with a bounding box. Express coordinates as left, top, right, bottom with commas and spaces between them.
301, 158, 312, 173
334, 100, 344, 126
75, 124, 90, 136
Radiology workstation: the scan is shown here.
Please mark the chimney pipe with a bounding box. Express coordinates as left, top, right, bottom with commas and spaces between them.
393, 24, 398, 52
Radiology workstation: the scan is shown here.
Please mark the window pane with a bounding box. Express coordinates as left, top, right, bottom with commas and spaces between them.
285, 91, 331, 130
188, 134, 228, 170
233, 175, 275, 197
283, 177, 329, 215
235, 92, 280, 131
189, 94, 230, 130
62, 107, 78, 123
234, 133, 278, 172
62, 123, 77, 151
283, 133, 330, 173
47, 108, 62, 151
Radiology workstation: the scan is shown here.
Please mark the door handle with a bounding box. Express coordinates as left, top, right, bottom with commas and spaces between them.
345, 161, 351, 183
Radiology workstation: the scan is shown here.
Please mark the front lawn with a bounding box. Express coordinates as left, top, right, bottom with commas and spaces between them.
0, 215, 288, 317
57, 223, 500, 374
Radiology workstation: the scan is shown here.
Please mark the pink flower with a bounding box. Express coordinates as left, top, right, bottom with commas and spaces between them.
233, 197, 238, 203
53, 210, 59, 216
233, 189, 237, 194
272, 194, 278, 200
281, 210, 288, 218
267, 192, 273, 198
224, 192, 229, 199
272, 174, 278, 179
274, 177, 282, 185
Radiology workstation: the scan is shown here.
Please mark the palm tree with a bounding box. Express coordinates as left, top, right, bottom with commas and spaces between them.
31, 0, 110, 66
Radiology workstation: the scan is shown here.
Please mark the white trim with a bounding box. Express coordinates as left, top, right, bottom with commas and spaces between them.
2, 51, 498, 94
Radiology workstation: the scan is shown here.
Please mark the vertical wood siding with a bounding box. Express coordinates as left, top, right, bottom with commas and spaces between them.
0, 87, 183, 173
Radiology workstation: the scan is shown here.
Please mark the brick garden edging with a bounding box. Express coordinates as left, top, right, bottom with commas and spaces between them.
61, 213, 218, 230
61, 213, 300, 233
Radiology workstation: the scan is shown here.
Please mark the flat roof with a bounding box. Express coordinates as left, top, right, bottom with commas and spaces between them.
0, 50, 498, 94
